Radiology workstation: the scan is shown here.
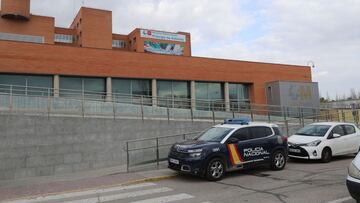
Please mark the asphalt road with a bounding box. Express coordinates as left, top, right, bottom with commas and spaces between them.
2, 155, 357, 203
155, 155, 357, 203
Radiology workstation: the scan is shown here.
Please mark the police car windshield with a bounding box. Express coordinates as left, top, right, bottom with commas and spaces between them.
196, 127, 233, 142
295, 125, 331, 137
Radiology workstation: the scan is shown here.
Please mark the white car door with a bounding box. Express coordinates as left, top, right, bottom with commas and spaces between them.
343, 125, 360, 153
328, 125, 347, 155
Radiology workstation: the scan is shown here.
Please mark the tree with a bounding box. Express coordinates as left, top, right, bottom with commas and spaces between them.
350, 88, 357, 100
326, 92, 331, 101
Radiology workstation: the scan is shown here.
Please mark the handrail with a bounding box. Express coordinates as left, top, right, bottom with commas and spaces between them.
126, 131, 203, 144
125, 131, 202, 172
0, 83, 325, 112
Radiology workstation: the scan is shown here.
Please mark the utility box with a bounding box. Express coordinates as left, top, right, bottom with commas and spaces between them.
266, 81, 320, 117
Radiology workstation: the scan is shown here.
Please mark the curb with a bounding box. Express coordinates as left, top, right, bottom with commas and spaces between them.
0, 174, 176, 202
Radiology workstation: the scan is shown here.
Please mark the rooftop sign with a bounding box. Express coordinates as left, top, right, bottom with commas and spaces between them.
140, 29, 186, 43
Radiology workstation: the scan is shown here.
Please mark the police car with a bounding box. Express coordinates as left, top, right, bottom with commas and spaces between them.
168, 118, 288, 181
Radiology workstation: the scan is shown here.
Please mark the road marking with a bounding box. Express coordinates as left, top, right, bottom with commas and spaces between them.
63, 187, 173, 203
326, 196, 353, 203
2, 182, 157, 203
129, 193, 194, 203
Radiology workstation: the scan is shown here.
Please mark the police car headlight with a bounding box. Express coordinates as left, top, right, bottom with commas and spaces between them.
306, 140, 321, 147
187, 149, 203, 153
349, 162, 360, 179
189, 153, 202, 158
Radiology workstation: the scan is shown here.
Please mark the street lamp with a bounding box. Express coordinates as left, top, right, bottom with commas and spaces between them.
307, 61, 315, 68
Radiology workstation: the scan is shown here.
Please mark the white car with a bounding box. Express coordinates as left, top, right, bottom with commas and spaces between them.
347, 152, 360, 203
288, 122, 360, 162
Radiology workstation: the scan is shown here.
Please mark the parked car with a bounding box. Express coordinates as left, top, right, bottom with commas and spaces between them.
168, 118, 288, 181
288, 122, 360, 162
347, 152, 360, 203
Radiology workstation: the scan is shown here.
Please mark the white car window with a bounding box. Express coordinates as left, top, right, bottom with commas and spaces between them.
332, 125, 345, 136
344, 125, 356, 135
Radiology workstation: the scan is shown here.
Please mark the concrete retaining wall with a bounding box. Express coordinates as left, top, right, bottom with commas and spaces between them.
0, 114, 213, 181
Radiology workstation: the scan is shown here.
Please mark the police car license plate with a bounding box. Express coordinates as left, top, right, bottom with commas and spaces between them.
289, 148, 301, 153
169, 158, 179, 165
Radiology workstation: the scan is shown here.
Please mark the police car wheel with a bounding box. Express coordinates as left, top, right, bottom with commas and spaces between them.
271, 150, 286, 170
206, 158, 225, 181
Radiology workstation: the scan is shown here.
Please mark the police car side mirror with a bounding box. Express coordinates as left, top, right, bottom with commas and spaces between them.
227, 137, 239, 144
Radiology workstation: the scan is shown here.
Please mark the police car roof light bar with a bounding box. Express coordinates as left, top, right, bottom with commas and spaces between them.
224, 118, 251, 125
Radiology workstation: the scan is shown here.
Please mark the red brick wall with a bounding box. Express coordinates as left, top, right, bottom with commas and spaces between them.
0, 0, 30, 18
70, 8, 112, 49
0, 40, 312, 104
0, 14, 55, 44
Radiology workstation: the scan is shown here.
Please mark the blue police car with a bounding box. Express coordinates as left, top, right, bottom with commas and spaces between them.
168, 119, 288, 181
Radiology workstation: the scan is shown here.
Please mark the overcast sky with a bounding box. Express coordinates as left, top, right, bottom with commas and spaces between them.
30, 0, 360, 99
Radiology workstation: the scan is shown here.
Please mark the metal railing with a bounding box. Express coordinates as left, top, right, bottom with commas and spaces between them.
125, 108, 360, 171
0, 83, 328, 123
125, 131, 201, 172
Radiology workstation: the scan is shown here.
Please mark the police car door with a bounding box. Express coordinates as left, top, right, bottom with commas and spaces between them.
242, 126, 272, 163
226, 127, 250, 169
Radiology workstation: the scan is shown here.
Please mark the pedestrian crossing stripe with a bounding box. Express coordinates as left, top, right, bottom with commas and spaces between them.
227, 144, 244, 165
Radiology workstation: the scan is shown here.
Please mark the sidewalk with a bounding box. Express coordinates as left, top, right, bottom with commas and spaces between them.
0, 165, 176, 202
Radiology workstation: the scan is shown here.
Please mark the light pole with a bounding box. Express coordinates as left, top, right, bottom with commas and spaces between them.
307, 61, 315, 68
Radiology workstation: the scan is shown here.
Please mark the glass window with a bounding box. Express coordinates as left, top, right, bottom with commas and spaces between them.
195, 82, 224, 111
344, 125, 356, 135
295, 125, 331, 137
83, 78, 105, 100
249, 127, 273, 139
172, 81, 189, 99
112, 79, 131, 95
60, 77, 82, 98
332, 125, 345, 136
158, 81, 172, 98
27, 75, 53, 96
231, 128, 250, 141
60, 76, 105, 100
196, 127, 233, 143
0, 74, 52, 96
229, 83, 250, 111
112, 40, 126, 48
272, 127, 282, 136
132, 80, 151, 96
157, 80, 190, 108
0, 74, 26, 95
54, 34, 73, 43
0, 32, 44, 43
112, 78, 151, 105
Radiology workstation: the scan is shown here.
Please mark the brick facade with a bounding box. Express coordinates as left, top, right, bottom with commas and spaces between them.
0, 0, 313, 105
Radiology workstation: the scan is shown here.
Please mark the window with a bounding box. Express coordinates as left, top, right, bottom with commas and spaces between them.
59, 76, 105, 100
332, 125, 345, 136
0, 32, 44, 44
112, 78, 152, 105
267, 86, 272, 101
195, 82, 224, 111
344, 125, 356, 135
0, 74, 53, 96
229, 83, 250, 111
157, 80, 190, 108
231, 128, 250, 142
112, 40, 126, 48
272, 127, 282, 136
54, 34, 74, 43
249, 127, 273, 139
197, 127, 233, 143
